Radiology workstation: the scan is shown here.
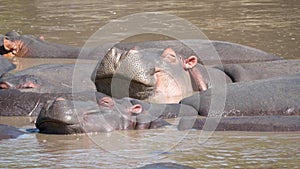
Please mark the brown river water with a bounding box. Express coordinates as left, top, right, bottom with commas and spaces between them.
0, 0, 299, 168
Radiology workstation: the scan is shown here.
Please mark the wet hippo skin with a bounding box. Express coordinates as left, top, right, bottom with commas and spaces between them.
0, 64, 96, 93
0, 124, 25, 140
0, 54, 15, 77
35, 97, 172, 134
0, 89, 107, 116
180, 74, 300, 117
0, 31, 281, 64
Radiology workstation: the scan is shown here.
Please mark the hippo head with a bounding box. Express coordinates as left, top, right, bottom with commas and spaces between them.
93, 46, 207, 103
0, 31, 41, 58
35, 96, 169, 134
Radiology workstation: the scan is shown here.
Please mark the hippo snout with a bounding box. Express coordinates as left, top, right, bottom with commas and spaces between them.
35, 98, 83, 134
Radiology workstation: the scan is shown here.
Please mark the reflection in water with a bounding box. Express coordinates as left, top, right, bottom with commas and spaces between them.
0, 0, 299, 168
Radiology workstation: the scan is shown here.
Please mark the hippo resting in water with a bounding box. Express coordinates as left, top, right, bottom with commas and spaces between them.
0, 54, 15, 77
93, 45, 299, 103
0, 31, 280, 64
35, 74, 300, 134
0, 64, 95, 93
0, 124, 25, 140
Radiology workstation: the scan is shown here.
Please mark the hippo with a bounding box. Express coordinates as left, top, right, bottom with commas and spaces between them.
0, 89, 110, 116
93, 46, 298, 103
178, 116, 300, 132
35, 97, 172, 134
0, 64, 96, 93
0, 54, 16, 77
0, 31, 281, 64
0, 31, 81, 59
35, 74, 300, 134
180, 73, 300, 116
0, 124, 25, 140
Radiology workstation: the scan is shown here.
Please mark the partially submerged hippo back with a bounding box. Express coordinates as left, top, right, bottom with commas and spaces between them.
0, 55, 15, 77
115, 39, 282, 64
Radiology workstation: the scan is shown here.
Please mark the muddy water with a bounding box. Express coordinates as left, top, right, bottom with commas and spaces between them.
0, 0, 300, 168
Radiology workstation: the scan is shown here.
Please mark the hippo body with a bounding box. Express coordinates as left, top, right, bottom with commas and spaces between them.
93, 44, 298, 103
115, 39, 282, 64
1, 31, 281, 64
0, 64, 95, 93
178, 116, 300, 132
0, 124, 25, 140
181, 74, 300, 116
0, 55, 15, 77
0, 89, 107, 116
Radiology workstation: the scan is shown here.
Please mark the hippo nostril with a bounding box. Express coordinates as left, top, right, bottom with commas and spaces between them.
0, 81, 14, 89
149, 68, 156, 75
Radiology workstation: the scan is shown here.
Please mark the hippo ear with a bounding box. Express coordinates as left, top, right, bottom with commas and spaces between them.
129, 104, 143, 115
183, 55, 198, 69
38, 35, 45, 41
98, 97, 114, 108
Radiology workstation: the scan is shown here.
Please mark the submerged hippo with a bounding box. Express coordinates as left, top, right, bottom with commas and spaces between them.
180, 73, 300, 116
0, 54, 16, 77
0, 31, 81, 59
35, 74, 300, 134
93, 46, 298, 103
0, 124, 25, 140
0, 89, 108, 116
35, 96, 173, 134
0, 31, 281, 64
0, 64, 95, 93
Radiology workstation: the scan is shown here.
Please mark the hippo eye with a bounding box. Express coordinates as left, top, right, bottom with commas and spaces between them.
165, 53, 177, 63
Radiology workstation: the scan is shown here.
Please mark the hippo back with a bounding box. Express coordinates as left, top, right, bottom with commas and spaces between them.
0, 55, 15, 77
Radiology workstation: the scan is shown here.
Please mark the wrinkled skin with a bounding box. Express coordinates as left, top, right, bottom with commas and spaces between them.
0, 64, 95, 93
36, 96, 173, 134
0, 124, 25, 140
93, 45, 296, 103
0, 54, 16, 77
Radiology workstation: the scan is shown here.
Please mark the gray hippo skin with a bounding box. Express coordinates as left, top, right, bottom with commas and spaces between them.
0, 54, 16, 77
1, 31, 280, 63
178, 74, 300, 131
137, 162, 195, 169
180, 74, 300, 116
0, 31, 81, 58
0, 124, 25, 140
0, 64, 95, 93
93, 46, 296, 103
35, 96, 174, 134
0, 89, 107, 116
